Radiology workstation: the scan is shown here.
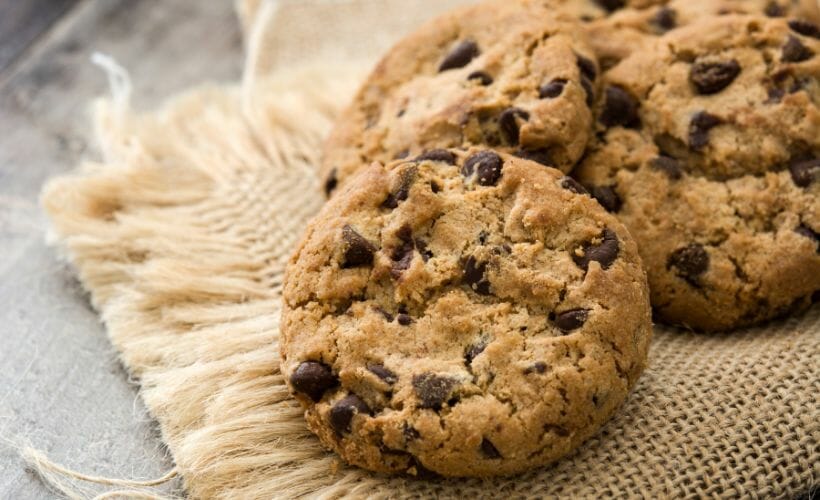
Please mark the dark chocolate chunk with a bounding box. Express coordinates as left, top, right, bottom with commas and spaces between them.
397, 313, 413, 326
789, 157, 819, 187
652, 6, 677, 31
764, 2, 784, 17
439, 40, 480, 72
341, 225, 376, 268
524, 361, 548, 374
464, 340, 487, 365
382, 193, 398, 209
668, 243, 710, 285
412, 373, 457, 410
789, 19, 820, 39
599, 85, 640, 128
330, 394, 371, 434
480, 438, 502, 459
390, 229, 415, 279
766, 87, 786, 104
514, 148, 552, 167
539, 79, 567, 98
324, 168, 338, 196
394, 166, 417, 203
415, 148, 456, 165
560, 176, 589, 195
462, 150, 503, 186
499, 107, 530, 145
782, 35, 814, 62
291, 361, 339, 402
690, 59, 741, 94
430, 181, 441, 193
573, 228, 620, 271
594, 0, 625, 12
403, 423, 421, 442
374, 307, 394, 322
580, 76, 595, 106
795, 224, 820, 252
650, 155, 683, 180
415, 238, 433, 261
554, 309, 589, 332
590, 185, 622, 213
576, 54, 597, 81
463, 256, 491, 295
688, 111, 722, 150
368, 364, 398, 384
467, 70, 494, 86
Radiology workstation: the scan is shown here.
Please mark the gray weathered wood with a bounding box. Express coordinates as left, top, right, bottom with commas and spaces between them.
0, 0, 80, 73
0, 1, 241, 497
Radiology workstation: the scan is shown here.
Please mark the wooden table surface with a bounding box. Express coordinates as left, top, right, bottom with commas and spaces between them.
0, 1, 242, 496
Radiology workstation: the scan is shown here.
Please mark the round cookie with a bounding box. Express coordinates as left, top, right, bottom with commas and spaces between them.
320, 0, 599, 196
282, 149, 652, 477
571, 15, 820, 331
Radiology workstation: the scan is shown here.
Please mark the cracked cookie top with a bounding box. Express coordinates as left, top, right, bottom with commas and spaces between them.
282, 149, 651, 477
571, 15, 820, 331
320, 0, 598, 197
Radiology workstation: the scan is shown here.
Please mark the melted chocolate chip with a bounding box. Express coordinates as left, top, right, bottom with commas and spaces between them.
690, 59, 741, 94
415, 149, 456, 165
560, 176, 589, 195
688, 111, 722, 150
463, 256, 491, 295
574, 228, 620, 271
462, 151, 503, 186
368, 364, 397, 384
412, 373, 457, 410
581, 76, 595, 106
324, 168, 338, 196
576, 54, 597, 81
467, 70, 494, 85
499, 107, 530, 145
394, 166, 417, 203
554, 309, 589, 332
480, 438, 502, 459
439, 40, 480, 72
764, 2, 784, 17
790, 158, 819, 187
782, 35, 814, 62
330, 394, 371, 434
465, 340, 487, 365
789, 19, 820, 39
390, 229, 415, 279
397, 313, 413, 326
290, 361, 339, 402
650, 155, 683, 180
341, 225, 376, 268
590, 185, 622, 213
539, 79, 567, 98
514, 148, 552, 167
668, 243, 710, 285
594, 0, 625, 12
524, 362, 548, 374
600, 85, 640, 128
382, 194, 398, 209
652, 7, 677, 31
415, 238, 433, 261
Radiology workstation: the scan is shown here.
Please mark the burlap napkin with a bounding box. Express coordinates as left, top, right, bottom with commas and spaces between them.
41, 0, 819, 497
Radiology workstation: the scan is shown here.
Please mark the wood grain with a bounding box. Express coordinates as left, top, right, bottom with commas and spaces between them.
0, 0, 81, 73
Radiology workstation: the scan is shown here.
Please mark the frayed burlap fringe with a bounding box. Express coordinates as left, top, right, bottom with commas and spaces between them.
40, 0, 819, 498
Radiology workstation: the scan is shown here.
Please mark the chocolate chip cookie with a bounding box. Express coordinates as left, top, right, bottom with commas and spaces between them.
571, 15, 820, 331
283, 149, 652, 477
320, 0, 599, 196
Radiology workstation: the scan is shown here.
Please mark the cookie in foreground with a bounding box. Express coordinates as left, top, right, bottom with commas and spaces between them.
282, 149, 652, 477
572, 15, 820, 331
320, 0, 599, 196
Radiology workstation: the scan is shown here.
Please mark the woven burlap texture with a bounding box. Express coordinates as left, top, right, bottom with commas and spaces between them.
41, 0, 819, 498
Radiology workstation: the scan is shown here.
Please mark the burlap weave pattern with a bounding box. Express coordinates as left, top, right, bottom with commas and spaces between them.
41, 0, 819, 497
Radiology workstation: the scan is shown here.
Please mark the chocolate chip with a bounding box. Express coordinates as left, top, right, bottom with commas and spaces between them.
581, 76, 595, 106
291, 361, 338, 402
574, 228, 620, 271
650, 155, 683, 180
439, 40, 480, 72
668, 243, 709, 285
383, 166, 418, 209
690, 59, 741, 94
652, 7, 677, 31
382, 194, 398, 209
539, 79, 567, 98
766, 87, 786, 104
590, 185, 622, 213
560, 176, 589, 195
462, 151, 503, 186
514, 148, 552, 167
789, 19, 820, 39
415, 149, 456, 165
430, 181, 441, 193
795, 224, 820, 251
524, 362, 547, 374
397, 313, 413, 326
467, 70, 493, 85
403, 423, 421, 442
480, 438, 502, 459
390, 229, 415, 279
374, 307, 394, 322
465, 340, 487, 365
764, 2, 785, 17
415, 238, 433, 261
324, 168, 338, 196
599, 85, 640, 128
782, 35, 814, 62
499, 107, 530, 145
463, 256, 491, 295
554, 309, 589, 332
594, 0, 625, 12
477, 230, 489, 245
368, 364, 397, 384
342, 225, 376, 268
330, 394, 371, 434
576, 54, 597, 81
412, 373, 457, 410
688, 111, 722, 151
789, 158, 819, 187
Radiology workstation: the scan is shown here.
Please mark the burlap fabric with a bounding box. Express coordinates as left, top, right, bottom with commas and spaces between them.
41, 0, 819, 498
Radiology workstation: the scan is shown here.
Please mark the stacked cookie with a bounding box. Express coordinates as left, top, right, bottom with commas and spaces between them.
281, 0, 819, 478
